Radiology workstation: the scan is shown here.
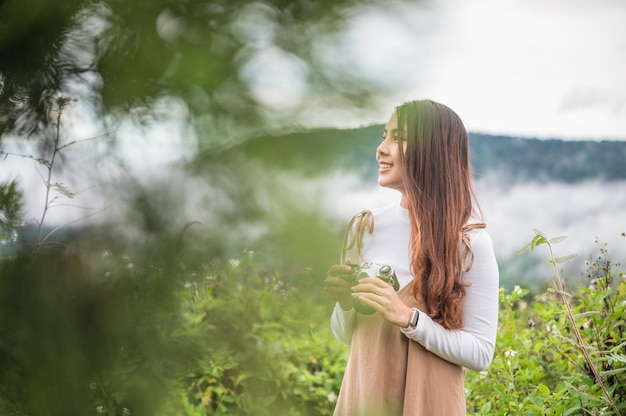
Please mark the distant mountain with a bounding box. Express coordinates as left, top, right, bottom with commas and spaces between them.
469, 133, 626, 183
196, 125, 626, 184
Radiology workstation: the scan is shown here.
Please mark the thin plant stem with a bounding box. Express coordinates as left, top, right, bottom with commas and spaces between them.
33, 100, 66, 256
544, 240, 621, 416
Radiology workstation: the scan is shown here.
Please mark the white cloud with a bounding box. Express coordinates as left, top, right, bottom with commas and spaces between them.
475, 179, 626, 269
413, 0, 626, 139
304, 0, 626, 140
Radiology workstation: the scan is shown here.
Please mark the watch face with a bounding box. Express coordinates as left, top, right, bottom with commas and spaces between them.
410, 309, 419, 327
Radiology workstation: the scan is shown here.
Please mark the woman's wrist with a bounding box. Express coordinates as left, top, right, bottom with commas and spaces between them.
402, 308, 420, 330
396, 306, 413, 328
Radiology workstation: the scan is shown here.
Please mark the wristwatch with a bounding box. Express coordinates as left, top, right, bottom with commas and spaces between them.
408, 308, 420, 328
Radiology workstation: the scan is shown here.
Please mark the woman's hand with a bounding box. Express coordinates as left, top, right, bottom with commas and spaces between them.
324, 264, 355, 311
351, 277, 413, 327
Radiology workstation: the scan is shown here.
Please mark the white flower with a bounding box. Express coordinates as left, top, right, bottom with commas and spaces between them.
513, 285, 523, 295
101, 250, 111, 259
184, 282, 192, 289
96, 406, 104, 413
327, 392, 337, 403
229, 259, 240, 267
504, 349, 517, 358
504, 349, 517, 366
546, 324, 559, 336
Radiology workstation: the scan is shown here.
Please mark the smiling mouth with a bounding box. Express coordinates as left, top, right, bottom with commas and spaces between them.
379, 163, 393, 169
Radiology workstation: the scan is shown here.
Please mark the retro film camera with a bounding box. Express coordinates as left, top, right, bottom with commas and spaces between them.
339, 261, 400, 314
340, 210, 401, 314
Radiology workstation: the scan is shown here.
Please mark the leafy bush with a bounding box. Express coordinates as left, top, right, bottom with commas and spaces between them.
1, 233, 624, 415
467, 236, 625, 415
165, 252, 348, 415
85, 249, 349, 415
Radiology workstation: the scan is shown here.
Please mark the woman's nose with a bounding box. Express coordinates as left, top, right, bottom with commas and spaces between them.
376, 142, 388, 159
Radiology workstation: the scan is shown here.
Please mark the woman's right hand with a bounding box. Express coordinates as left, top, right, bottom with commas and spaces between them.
324, 264, 355, 311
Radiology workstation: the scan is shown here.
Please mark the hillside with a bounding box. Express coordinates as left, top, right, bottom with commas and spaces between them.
469, 133, 626, 183
196, 125, 626, 184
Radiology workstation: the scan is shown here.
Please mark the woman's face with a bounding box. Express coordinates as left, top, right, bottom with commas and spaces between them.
376, 112, 407, 194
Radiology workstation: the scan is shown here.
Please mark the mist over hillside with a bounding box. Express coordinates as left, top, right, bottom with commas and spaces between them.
207, 125, 626, 288
5, 124, 625, 290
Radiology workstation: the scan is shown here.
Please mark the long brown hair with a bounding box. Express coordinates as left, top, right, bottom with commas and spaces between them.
397, 99, 484, 330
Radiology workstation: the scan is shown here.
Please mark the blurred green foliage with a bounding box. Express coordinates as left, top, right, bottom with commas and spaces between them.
0, 180, 23, 248
0, 232, 345, 414
0, 0, 386, 142
0, 0, 386, 407
2, 227, 624, 414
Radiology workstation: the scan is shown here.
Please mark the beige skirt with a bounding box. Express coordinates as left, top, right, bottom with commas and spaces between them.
333, 286, 466, 416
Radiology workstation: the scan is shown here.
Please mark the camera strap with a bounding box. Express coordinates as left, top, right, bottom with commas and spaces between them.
341, 210, 374, 265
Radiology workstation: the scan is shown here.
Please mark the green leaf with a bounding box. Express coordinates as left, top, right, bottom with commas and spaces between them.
554, 253, 578, 264
607, 353, 626, 364
52, 182, 75, 198
562, 405, 582, 416
517, 242, 532, 254
599, 367, 626, 377
531, 235, 547, 249
548, 235, 568, 244
235, 373, 252, 386
524, 404, 545, 412
537, 383, 550, 396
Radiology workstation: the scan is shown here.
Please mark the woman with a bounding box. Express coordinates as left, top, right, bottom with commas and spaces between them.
324, 99, 499, 415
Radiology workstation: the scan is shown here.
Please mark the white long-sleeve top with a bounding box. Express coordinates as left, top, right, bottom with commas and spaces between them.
331, 202, 499, 372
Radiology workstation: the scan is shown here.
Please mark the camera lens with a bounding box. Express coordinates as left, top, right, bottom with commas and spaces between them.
379, 265, 392, 276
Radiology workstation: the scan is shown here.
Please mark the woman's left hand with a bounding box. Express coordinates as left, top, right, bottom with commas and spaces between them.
351, 277, 412, 327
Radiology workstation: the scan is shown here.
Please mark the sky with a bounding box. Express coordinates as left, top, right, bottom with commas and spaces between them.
319, 0, 626, 140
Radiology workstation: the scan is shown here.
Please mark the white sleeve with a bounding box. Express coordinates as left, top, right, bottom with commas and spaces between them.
400, 230, 499, 371
330, 303, 357, 346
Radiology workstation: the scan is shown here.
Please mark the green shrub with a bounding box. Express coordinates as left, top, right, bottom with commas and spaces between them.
87, 249, 349, 415
467, 236, 625, 415
2, 235, 624, 415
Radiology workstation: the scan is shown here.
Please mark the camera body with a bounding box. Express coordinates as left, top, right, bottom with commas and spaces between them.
341, 261, 400, 314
